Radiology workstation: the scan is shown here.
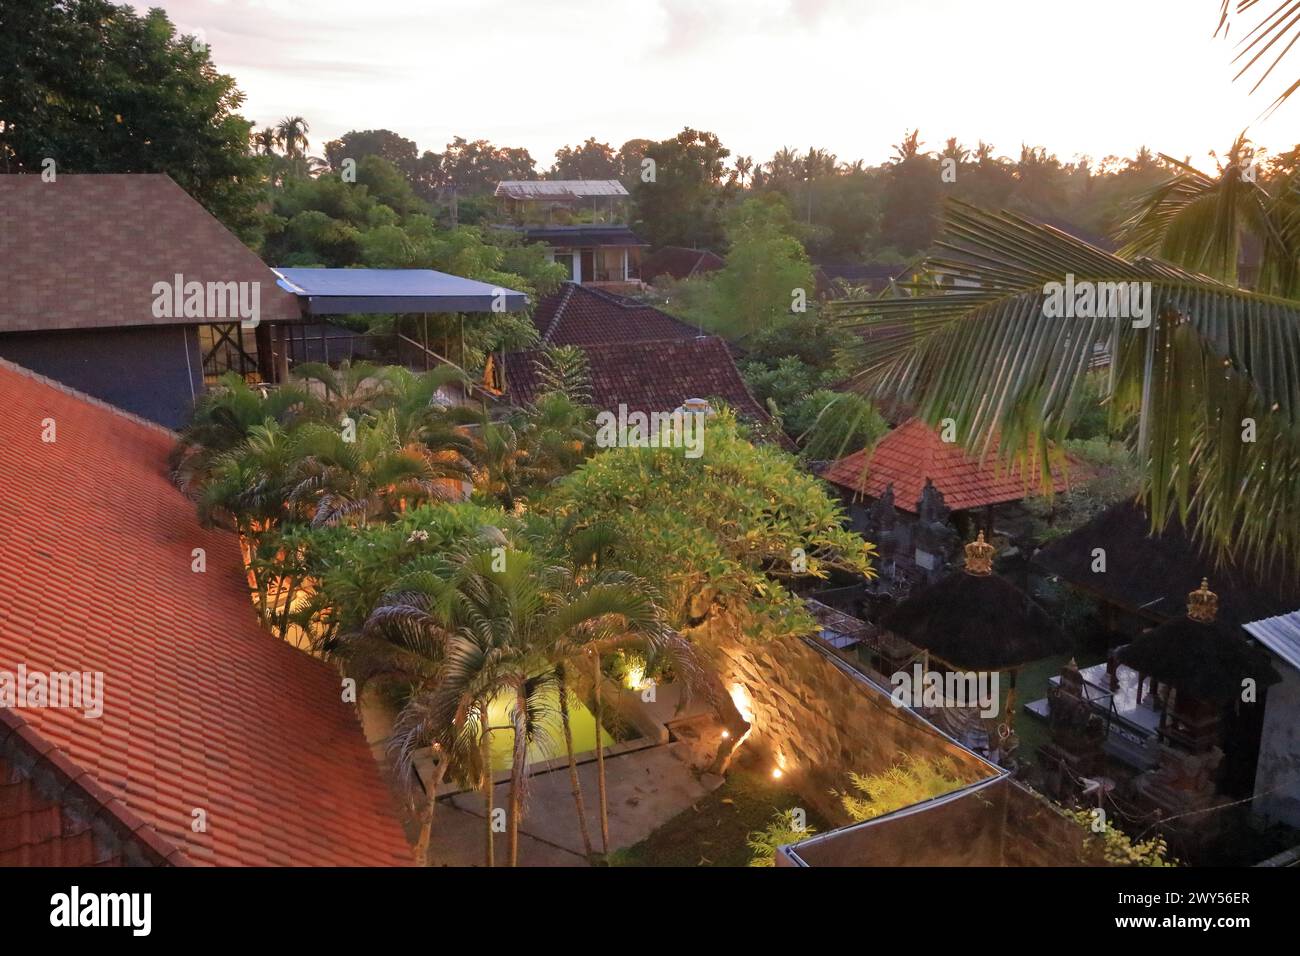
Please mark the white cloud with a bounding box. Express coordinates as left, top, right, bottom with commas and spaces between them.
137, 0, 1293, 169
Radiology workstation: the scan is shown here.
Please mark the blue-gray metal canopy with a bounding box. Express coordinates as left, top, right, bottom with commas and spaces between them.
273, 268, 529, 315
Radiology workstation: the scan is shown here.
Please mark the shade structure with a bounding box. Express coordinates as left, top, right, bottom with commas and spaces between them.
882, 570, 1068, 670
1119, 616, 1282, 703
273, 267, 529, 315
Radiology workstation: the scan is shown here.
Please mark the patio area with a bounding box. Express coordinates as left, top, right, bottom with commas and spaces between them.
431, 740, 718, 866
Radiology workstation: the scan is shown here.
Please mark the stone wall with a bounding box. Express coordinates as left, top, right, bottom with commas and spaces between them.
692, 616, 995, 823
779, 776, 1105, 866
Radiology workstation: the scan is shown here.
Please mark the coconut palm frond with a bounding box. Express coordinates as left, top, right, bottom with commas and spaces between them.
835, 200, 1300, 575
1217, 1, 1300, 112
1116, 139, 1298, 296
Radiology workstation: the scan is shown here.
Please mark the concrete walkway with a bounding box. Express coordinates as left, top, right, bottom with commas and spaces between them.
431, 741, 710, 865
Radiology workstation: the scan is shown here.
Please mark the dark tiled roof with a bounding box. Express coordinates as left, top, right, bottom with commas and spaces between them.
0, 358, 411, 867
1033, 500, 1299, 627
503, 335, 771, 423
821, 418, 1078, 512
0, 174, 300, 334
531, 282, 700, 346
520, 224, 646, 246
641, 246, 725, 282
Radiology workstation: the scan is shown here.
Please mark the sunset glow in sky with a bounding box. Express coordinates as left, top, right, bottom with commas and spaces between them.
142, 0, 1297, 170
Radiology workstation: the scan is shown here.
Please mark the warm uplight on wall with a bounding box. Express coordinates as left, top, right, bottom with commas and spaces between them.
771, 767, 784, 780
728, 683, 754, 725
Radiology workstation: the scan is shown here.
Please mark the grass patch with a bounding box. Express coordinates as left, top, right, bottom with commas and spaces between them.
609, 761, 828, 867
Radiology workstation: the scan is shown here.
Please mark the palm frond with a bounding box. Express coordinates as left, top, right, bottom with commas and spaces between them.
835, 200, 1300, 576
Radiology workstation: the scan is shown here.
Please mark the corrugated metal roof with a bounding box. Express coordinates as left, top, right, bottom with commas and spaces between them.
495, 180, 628, 200
1245, 610, 1300, 671
273, 268, 528, 315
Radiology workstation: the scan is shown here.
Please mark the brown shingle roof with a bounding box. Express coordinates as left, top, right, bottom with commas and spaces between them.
0, 358, 411, 866
531, 282, 699, 346
0, 174, 300, 334
640, 246, 725, 283
821, 418, 1078, 512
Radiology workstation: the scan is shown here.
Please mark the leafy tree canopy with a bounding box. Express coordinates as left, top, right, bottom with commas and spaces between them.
0, 0, 265, 241
541, 409, 876, 641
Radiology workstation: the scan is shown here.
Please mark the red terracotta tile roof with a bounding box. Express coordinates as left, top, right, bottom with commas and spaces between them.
821, 417, 1079, 513
0, 359, 411, 866
0, 174, 301, 334
530, 282, 699, 346
503, 335, 772, 424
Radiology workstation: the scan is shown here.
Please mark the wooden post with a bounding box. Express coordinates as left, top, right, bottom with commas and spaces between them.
254, 322, 274, 383
274, 324, 289, 383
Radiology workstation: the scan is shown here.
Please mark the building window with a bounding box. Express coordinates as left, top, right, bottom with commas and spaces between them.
552, 250, 575, 281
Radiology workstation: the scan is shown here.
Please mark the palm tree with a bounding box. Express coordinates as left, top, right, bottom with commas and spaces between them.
375, 365, 478, 483
733, 155, 754, 187
252, 126, 278, 156
835, 199, 1300, 577
292, 360, 389, 420
891, 129, 925, 164
1116, 134, 1299, 296
171, 372, 317, 496
370, 545, 679, 865
274, 115, 311, 160
287, 415, 462, 527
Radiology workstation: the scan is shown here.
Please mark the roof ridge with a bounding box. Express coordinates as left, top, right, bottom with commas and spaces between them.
540, 282, 578, 344
0, 709, 191, 866
0, 355, 179, 438
577, 283, 643, 309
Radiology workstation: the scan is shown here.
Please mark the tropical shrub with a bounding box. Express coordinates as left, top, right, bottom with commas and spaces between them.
747, 809, 817, 867
541, 408, 876, 640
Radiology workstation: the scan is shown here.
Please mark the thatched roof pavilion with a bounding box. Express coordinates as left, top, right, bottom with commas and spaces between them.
1119, 579, 1282, 703
883, 532, 1068, 671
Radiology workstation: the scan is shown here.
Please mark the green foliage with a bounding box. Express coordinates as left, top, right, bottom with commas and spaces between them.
1117, 135, 1300, 298
702, 197, 816, 342
0, 0, 266, 241
742, 356, 824, 413
632, 127, 734, 249
1022, 438, 1143, 543
552, 138, 621, 180
542, 408, 876, 640
837, 754, 972, 822
747, 809, 817, 867
302, 502, 512, 639
791, 390, 888, 461
878, 135, 942, 256
1067, 809, 1176, 867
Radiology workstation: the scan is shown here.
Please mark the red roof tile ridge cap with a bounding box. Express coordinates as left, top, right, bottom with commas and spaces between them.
540, 282, 578, 344
0, 355, 178, 438
0, 708, 189, 866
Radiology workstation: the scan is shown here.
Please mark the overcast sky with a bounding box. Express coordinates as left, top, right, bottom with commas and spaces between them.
140, 0, 1297, 170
